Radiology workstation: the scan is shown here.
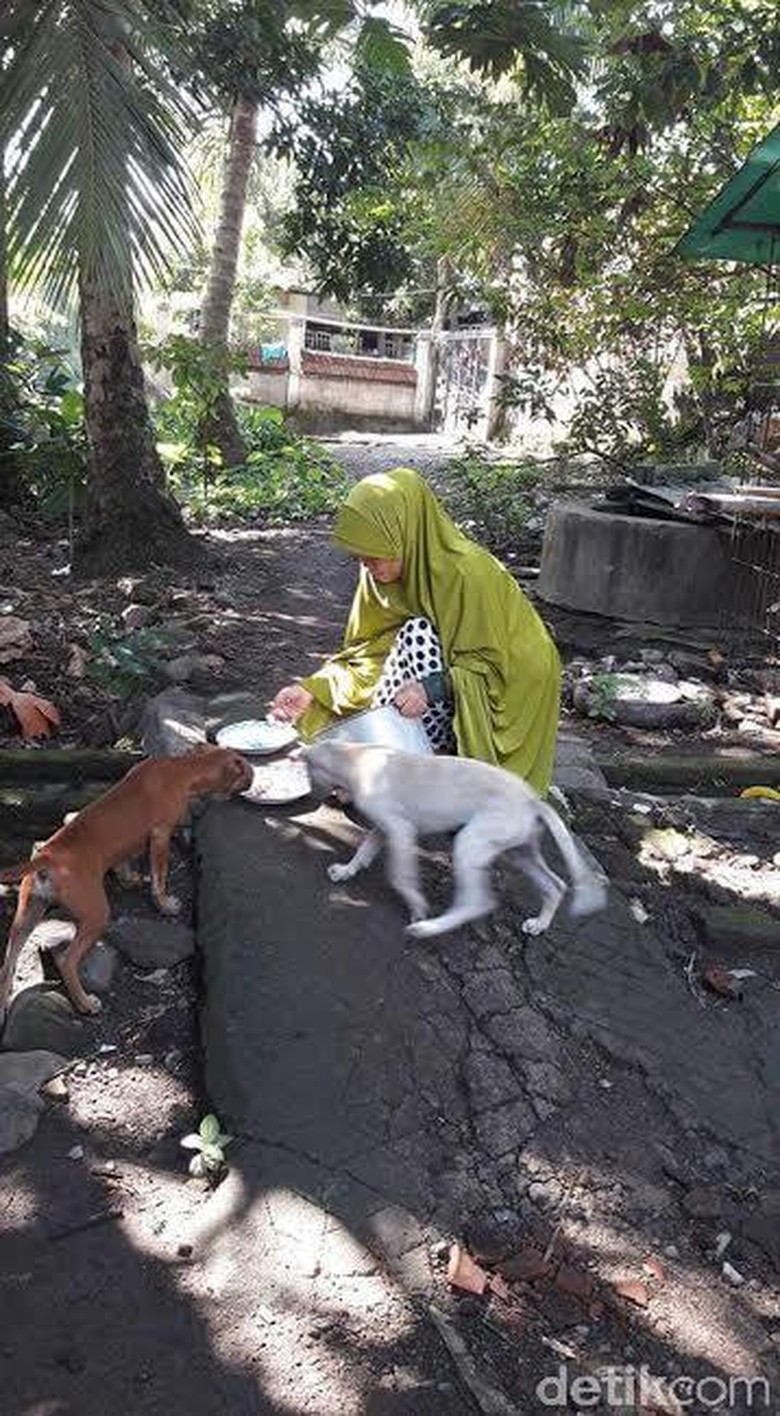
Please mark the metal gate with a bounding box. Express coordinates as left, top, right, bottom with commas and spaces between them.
433, 329, 495, 437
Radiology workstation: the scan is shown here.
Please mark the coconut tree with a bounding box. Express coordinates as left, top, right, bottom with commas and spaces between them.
1, 0, 201, 572
189, 0, 413, 466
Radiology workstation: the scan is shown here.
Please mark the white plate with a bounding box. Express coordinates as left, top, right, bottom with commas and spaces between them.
216, 718, 298, 755
242, 759, 311, 806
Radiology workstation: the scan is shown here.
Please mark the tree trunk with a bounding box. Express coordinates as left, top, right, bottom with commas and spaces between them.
75, 278, 199, 575
423, 255, 452, 427
199, 94, 258, 467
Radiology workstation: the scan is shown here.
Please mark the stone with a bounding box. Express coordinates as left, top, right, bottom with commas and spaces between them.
2, 987, 86, 1057
694, 904, 780, 952
573, 674, 713, 730
464, 1212, 523, 1265
553, 730, 609, 793
0, 1086, 43, 1154
501, 1247, 551, 1283
528, 1180, 561, 1210
140, 686, 207, 757
35, 920, 118, 996
0, 615, 33, 662
163, 653, 225, 688
121, 603, 152, 631
682, 1186, 734, 1221
0, 1050, 67, 1155
107, 916, 195, 968
205, 691, 276, 734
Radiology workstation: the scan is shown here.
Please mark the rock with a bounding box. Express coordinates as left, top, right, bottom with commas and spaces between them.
107, 916, 195, 968
0, 1049, 67, 1155
0, 1085, 43, 1154
163, 654, 225, 689
528, 1180, 561, 1210
140, 686, 207, 757
573, 674, 714, 729
117, 575, 156, 604
552, 729, 609, 793
694, 904, 780, 952
682, 1186, 735, 1221
0, 615, 33, 663
501, 1246, 551, 1283
35, 920, 118, 996
2, 987, 87, 1057
642, 827, 692, 862
205, 691, 275, 734
121, 603, 152, 631
464, 1212, 523, 1265
41, 1073, 69, 1102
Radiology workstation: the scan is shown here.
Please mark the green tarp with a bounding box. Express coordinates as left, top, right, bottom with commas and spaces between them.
674, 122, 780, 266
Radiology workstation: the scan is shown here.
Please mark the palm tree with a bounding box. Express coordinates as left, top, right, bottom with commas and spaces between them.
189, 1, 347, 467
1, 0, 201, 572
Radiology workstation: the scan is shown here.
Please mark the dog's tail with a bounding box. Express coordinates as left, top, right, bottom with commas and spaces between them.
536, 801, 607, 918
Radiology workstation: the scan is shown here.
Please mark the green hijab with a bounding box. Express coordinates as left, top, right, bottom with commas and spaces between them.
299, 468, 560, 794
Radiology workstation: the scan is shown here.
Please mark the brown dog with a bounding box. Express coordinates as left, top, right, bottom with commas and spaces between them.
0, 744, 252, 1017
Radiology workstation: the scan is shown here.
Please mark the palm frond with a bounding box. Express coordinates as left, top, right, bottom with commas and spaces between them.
2, 0, 200, 308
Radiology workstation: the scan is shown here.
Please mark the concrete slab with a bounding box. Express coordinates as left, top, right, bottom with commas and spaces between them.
539, 503, 749, 626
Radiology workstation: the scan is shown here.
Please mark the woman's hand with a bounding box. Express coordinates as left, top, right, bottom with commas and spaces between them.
393, 680, 428, 719
269, 684, 314, 723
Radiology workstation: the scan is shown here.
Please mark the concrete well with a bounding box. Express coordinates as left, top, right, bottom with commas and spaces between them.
538, 503, 745, 627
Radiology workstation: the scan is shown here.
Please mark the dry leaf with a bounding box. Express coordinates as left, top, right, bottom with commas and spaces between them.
66, 643, 89, 679
0, 678, 61, 739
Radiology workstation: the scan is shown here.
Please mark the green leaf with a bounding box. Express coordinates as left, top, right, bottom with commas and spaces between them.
180, 1133, 203, 1151
356, 17, 412, 76
188, 1153, 207, 1178
201, 1142, 225, 1165
199, 1113, 221, 1144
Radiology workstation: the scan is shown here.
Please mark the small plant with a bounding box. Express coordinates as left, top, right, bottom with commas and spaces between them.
85, 618, 172, 700
180, 1113, 233, 1179
587, 672, 620, 721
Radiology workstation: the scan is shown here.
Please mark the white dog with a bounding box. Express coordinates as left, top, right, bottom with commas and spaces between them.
304, 740, 607, 938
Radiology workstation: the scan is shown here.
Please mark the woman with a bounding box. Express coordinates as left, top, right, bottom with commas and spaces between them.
270, 468, 561, 796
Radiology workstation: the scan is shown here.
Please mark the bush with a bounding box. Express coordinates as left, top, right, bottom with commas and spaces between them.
442, 451, 540, 556
159, 402, 350, 525
0, 331, 87, 520
149, 334, 350, 525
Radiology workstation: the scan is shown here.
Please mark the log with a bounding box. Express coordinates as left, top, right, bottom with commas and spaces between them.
0, 748, 138, 784
599, 752, 780, 792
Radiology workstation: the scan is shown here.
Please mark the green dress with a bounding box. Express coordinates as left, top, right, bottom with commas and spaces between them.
299, 468, 561, 796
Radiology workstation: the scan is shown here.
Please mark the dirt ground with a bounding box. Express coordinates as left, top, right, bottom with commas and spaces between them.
1, 439, 779, 1415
